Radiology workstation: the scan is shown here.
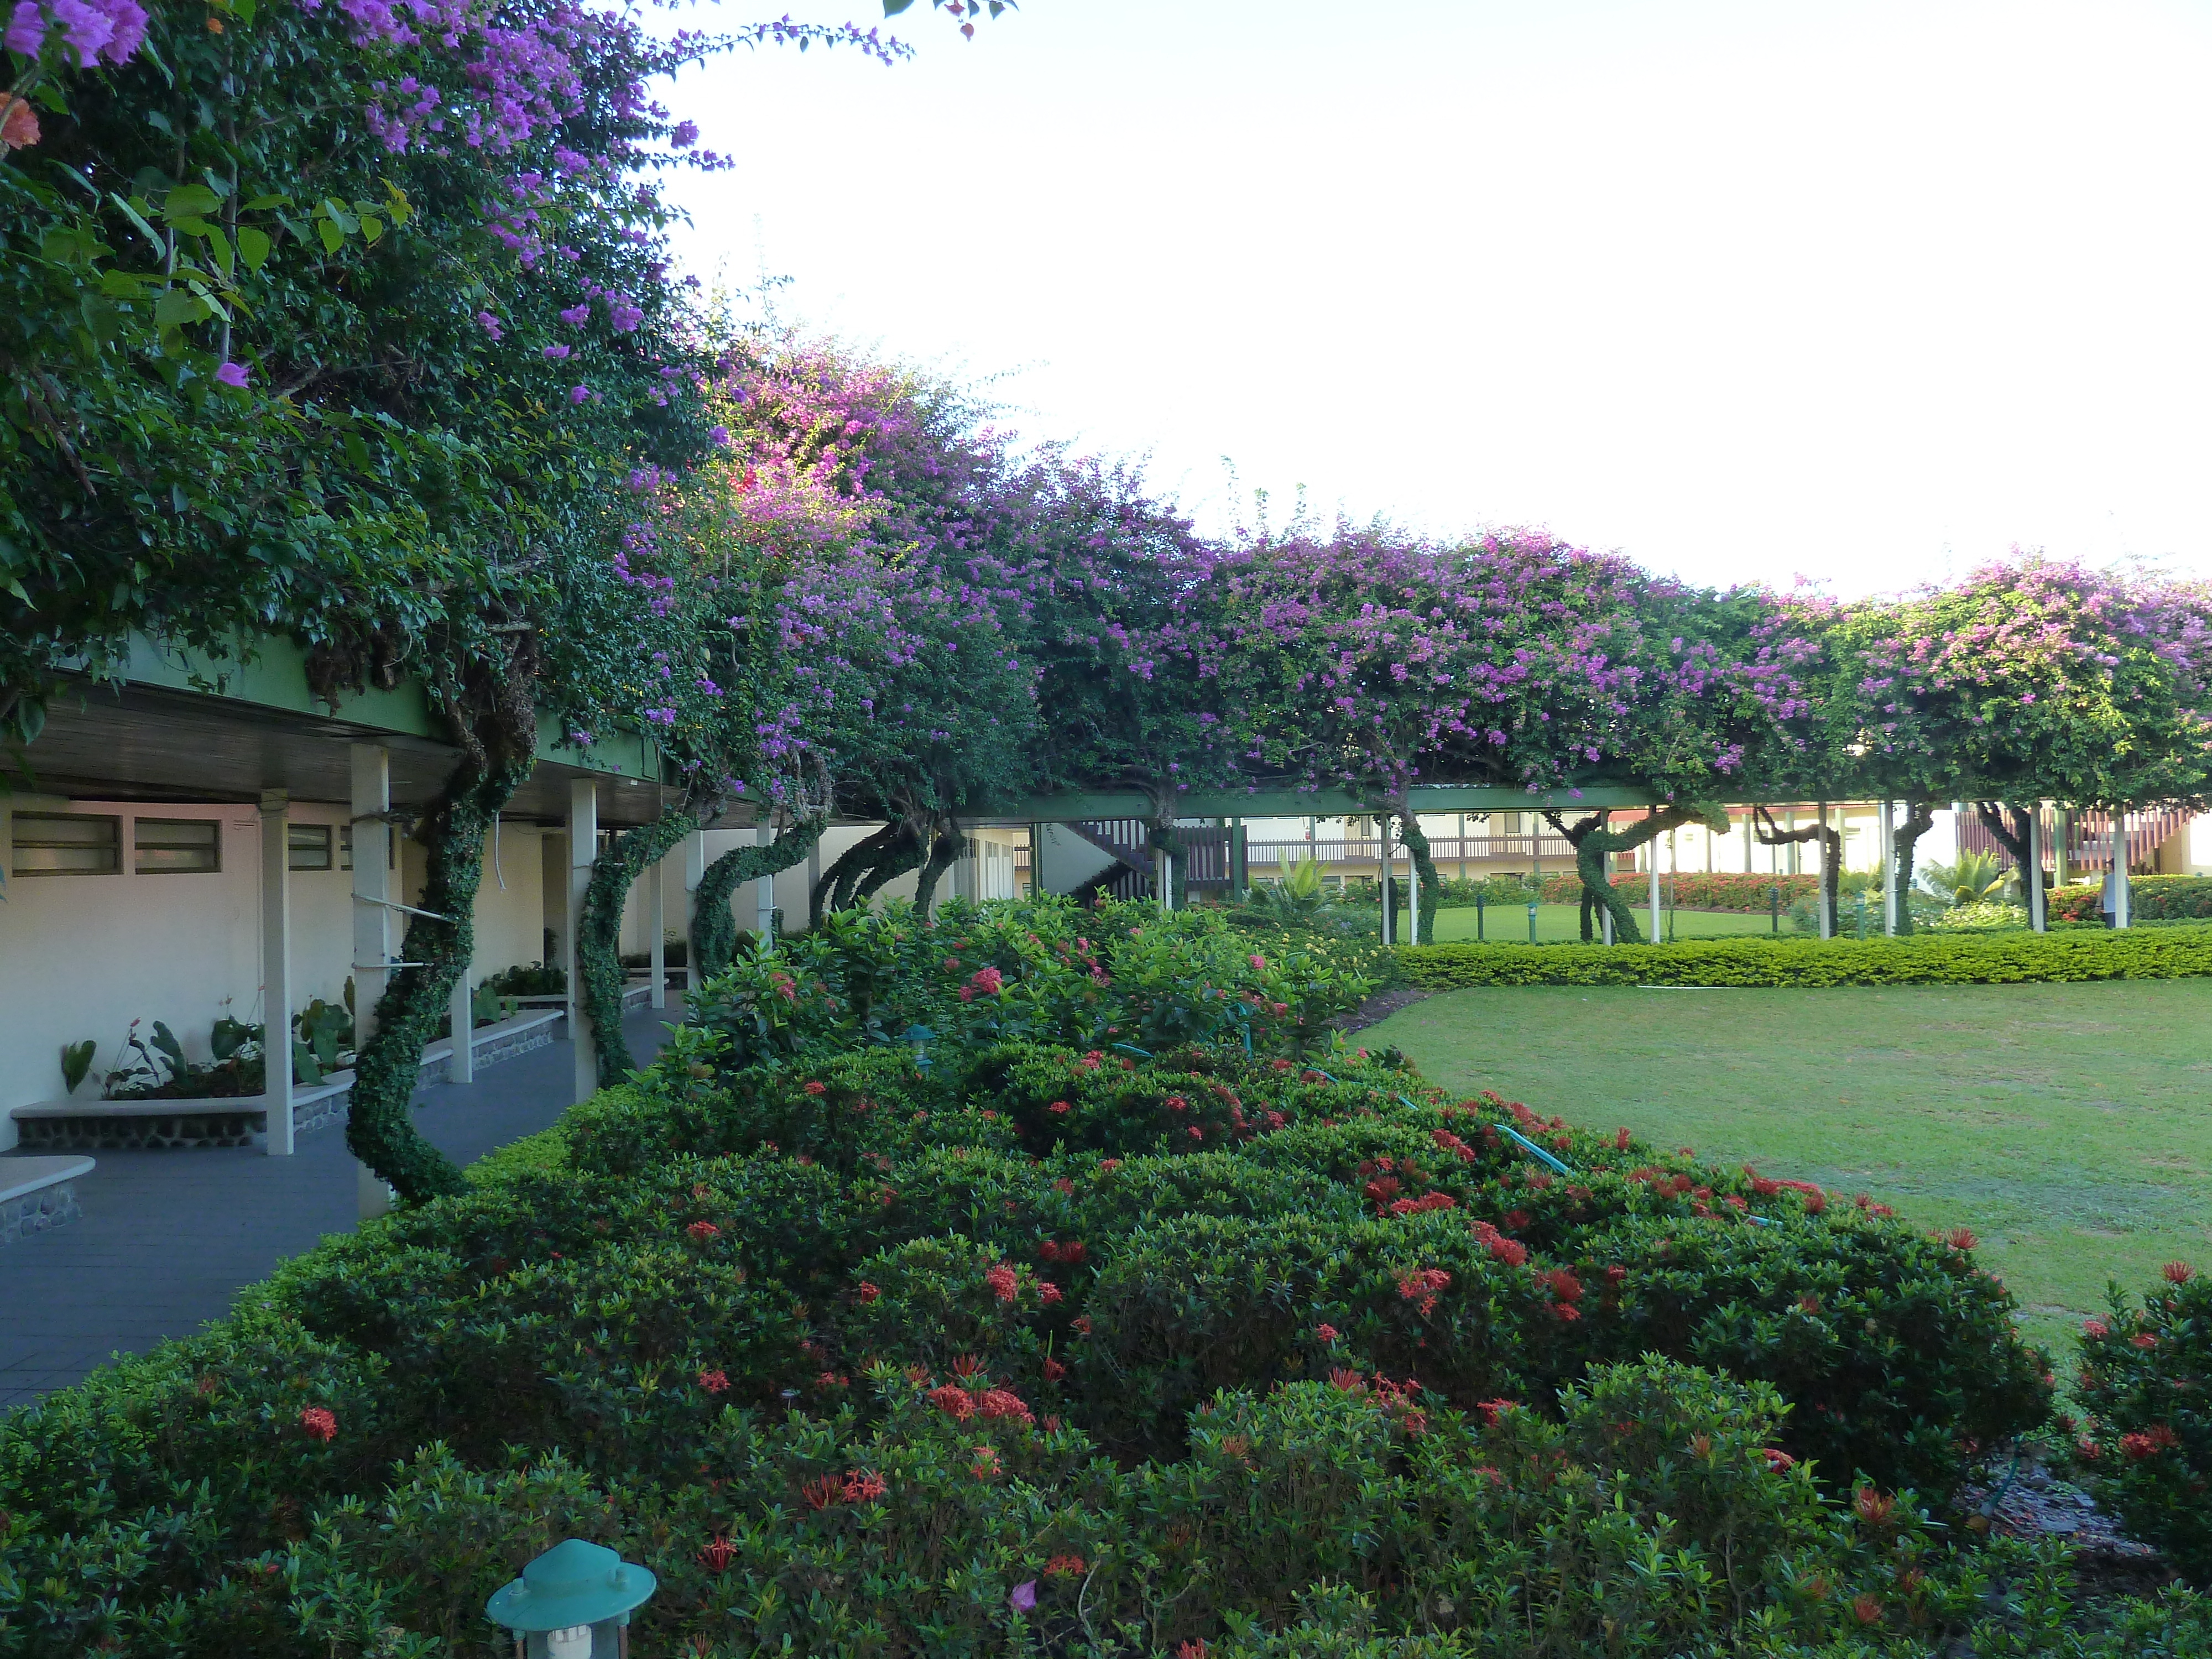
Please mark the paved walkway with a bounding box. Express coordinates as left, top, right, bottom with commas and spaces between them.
0, 1003, 682, 1410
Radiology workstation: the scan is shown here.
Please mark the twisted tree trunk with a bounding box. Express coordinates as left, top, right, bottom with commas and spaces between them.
1753, 806, 1843, 930
1890, 796, 1938, 934
1546, 805, 1709, 944
690, 813, 826, 978
812, 820, 902, 926
578, 803, 703, 1081
913, 814, 968, 915
1974, 801, 2038, 904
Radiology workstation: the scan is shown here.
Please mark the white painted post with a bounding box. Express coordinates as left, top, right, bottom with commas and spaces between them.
1646, 807, 1661, 941
1378, 816, 1392, 945
348, 745, 392, 1216
1160, 844, 1175, 913
2053, 806, 2069, 888
648, 845, 667, 1010
684, 829, 705, 994
1880, 800, 1897, 935
2026, 806, 2047, 932
1816, 801, 1834, 938
1601, 905, 1615, 947
755, 823, 776, 951
567, 778, 599, 1102
2114, 813, 2132, 928
1407, 825, 1421, 946
259, 790, 294, 1157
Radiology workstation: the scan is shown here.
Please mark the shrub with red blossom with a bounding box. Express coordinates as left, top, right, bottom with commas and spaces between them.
2073, 1264, 2212, 1578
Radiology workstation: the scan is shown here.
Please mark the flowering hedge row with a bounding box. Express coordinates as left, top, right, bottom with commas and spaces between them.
0, 896, 2081, 1653
1397, 925, 2212, 989
2050, 876, 2212, 924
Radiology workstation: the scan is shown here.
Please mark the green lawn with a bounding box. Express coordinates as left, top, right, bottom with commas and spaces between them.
1364, 979, 2212, 1365
1405, 902, 1787, 944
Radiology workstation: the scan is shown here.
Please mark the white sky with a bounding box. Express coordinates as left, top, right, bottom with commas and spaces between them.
657, 0, 2212, 598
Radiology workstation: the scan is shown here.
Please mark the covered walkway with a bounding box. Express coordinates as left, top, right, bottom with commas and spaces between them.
0, 1001, 680, 1410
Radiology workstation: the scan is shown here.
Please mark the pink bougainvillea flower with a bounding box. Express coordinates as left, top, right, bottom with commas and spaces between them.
568, 384, 589, 404
0, 96, 38, 150
708, 424, 731, 446
1008, 1579, 1037, 1613
542, 343, 571, 361
213, 362, 249, 389
473, 310, 504, 340
559, 303, 591, 325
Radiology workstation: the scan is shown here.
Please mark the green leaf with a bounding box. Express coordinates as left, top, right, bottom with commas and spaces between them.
153, 289, 207, 327
237, 225, 272, 271
319, 198, 359, 234
883, 0, 914, 13
382, 184, 413, 226
170, 215, 215, 238
358, 215, 383, 245
317, 217, 345, 255
98, 269, 148, 299
242, 193, 290, 211
205, 226, 235, 279
161, 184, 222, 222
111, 193, 165, 256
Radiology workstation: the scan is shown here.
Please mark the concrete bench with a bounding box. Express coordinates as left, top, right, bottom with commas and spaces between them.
0, 1155, 94, 1244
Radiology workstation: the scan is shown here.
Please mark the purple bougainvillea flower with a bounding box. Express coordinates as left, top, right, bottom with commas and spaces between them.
3, 2, 43, 54
708, 425, 731, 446
213, 361, 249, 389
542, 343, 571, 361
95, 0, 144, 61
559, 303, 591, 326
568, 384, 589, 404
1008, 1580, 1037, 1614
474, 310, 503, 340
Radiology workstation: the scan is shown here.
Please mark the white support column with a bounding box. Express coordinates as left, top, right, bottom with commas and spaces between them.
1815, 801, 1834, 938
2026, 806, 2047, 932
1880, 800, 1898, 935
1160, 846, 1175, 912
1377, 817, 1391, 945
2053, 806, 2070, 888
259, 790, 294, 1157
648, 846, 667, 1010
756, 822, 777, 949
1407, 828, 1421, 946
567, 778, 598, 1102
348, 745, 392, 1216
2113, 813, 2132, 928
446, 963, 474, 1084
684, 829, 706, 993
1646, 807, 1661, 941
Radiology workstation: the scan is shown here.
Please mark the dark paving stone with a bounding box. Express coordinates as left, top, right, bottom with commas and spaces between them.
0, 1003, 682, 1411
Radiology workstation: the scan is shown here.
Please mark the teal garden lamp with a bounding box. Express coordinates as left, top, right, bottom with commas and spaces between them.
487, 1538, 657, 1658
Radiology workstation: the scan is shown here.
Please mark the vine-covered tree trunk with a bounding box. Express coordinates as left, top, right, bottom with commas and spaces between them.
913, 816, 968, 914
578, 804, 703, 1081
1975, 802, 2037, 904
1391, 810, 1442, 945
1547, 805, 1709, 944
1890, 796, 1937, 934
812, 821, 902, 926
1753, 807, 1843, 929
853, 818, 926, 904
690, 814, 826, 978
347, 655, 538, 1206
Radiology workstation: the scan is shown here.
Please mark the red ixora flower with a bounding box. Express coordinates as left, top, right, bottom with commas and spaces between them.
1048, 1099, 1072, 1115
858, 1281, 880, 1302
2132, 1333, 2159, 1350
2081, 1317, 2108, 1339
297, 1407, 337, 1442
698, 1368, 730, 1393
1945, 1227, 1979, 1252
1761, 1447, 1797, 1473
843, 1468, 887, 1503
1045, 1553, 1087, 1578
1314, 1323, 1340, 1343
698, 1535, 736, 1572
1396, 1266, 1451, 1316
1851, 1593, 1883, 1626
929, 1385, 979, 1421
686, 1220, 721, 1241
1043, 1357, 1068, 1382
2166, 1261, 2197, 1284
980, 1387, 1035, 1425
800, 1474, 843, 1510
984, 1262, 1020, 1303
802, 1080, 827, 1096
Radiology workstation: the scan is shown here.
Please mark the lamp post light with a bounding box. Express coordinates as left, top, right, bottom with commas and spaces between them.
488, 1538, 657, 1658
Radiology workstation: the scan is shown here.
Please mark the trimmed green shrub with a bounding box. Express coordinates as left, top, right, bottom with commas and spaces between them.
2071, 1263, 2212, 1583
1398, 925, 2212, 988
0, 902, 2085, 1656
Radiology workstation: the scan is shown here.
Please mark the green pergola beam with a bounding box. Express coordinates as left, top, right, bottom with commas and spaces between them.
970, 784, 1805, 824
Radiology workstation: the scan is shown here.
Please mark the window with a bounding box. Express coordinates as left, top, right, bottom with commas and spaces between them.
337, 825, 393, 871
134, 817, 221, 874
288, 823, 333, 871
9, 812, 121, 876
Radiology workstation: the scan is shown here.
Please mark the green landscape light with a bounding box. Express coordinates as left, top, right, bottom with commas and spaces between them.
486, 1538, 656, 1658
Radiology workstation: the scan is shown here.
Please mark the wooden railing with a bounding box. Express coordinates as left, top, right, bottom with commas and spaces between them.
1958, 805, 2193, 875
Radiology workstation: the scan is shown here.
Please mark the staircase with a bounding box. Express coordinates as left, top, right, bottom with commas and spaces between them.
1960, 804, 2195, 875
1036, 821, 1235, 902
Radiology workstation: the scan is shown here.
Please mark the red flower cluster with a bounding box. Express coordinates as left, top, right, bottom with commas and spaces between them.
930, 1384, 978, 1421
1045, 1553, 1086, 1578
800, 1474, 843, 1510
686, 1220, 721, 1241
298, 1407, 338, 1442
1762, 1447, 1797, 1472
985, 1262, 1020, 1303
1469, 1219, 1527, 1268
1038, 1239, 1086, 1264
2166, 1261, 2197, 1284
1048, 1099, 1072, 1115
1430, 1128, 1476, 1164
1395, 1266, 1451, 1316
858, 1281, 880, 1303
980, 1387, 1035, 1425
698, 1535, 736, 1572
1313, 1323, 1339, 1342
1474, 1398, 1519, 1425
1945, 1227, 1979, 1251
2081, 1317, 2108, 1339
1613, 1127, 1632, 1150
971, 1445, 1002, 1478
802, 1080, 827, 1096
2121, 1425, 2180, 1460
1043, 1357, 1067, 1381
1387, 1191, 1457, 1217
698, 1368, 729, 1393
844, 1468, 888, 1502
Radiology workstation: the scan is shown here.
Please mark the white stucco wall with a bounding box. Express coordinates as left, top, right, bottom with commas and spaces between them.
1, 797, 546, 1146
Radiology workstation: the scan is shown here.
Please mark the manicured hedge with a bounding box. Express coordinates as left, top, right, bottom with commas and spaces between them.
1397, 924, 2212, 989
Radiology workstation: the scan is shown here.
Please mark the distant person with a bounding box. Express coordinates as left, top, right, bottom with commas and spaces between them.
2101, 863, 2123, 927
